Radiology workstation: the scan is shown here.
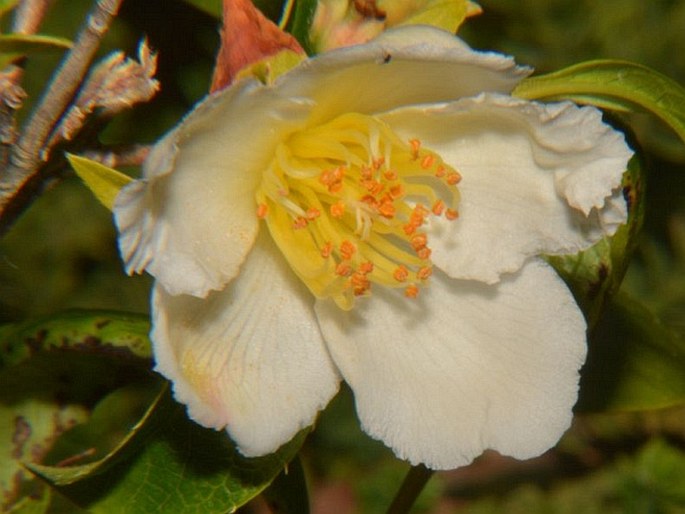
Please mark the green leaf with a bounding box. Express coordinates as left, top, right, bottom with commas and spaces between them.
67, 154, 133, 212
60, 392, 309, 514
549, 154, 645, 328
577, 292, 685, 412
0, 33, 72, 54
0, 310, 152, 370
513, 59, 685, 146
0, 311, 152, 512
26, 380, 166, 486
289, 0, 318, 54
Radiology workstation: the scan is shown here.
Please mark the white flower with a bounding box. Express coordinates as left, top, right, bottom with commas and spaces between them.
114, 26, 632, 470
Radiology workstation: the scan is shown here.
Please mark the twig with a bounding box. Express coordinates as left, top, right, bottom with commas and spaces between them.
81, 144, 150, 168
386, 464, 435, 514
12, 0, 53, 34
1, 0, 52, 173
0, 66, 27, 170
0, 0, 123, 236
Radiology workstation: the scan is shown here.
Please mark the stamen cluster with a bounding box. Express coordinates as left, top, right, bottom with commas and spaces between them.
255, 113, 461, 310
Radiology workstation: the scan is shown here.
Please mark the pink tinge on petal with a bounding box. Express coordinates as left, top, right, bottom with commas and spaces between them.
151, 232, 341, 456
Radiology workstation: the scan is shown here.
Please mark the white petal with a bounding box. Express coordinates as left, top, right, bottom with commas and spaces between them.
380, 93, 632, 283
315, 259, 587, 470
152, 231, 340, 456
115, 28, 532, 297
277, 26, 531, 126
114, 80, 312, 297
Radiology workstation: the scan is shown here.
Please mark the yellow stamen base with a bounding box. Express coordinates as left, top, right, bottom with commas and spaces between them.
255, 113, 461, 310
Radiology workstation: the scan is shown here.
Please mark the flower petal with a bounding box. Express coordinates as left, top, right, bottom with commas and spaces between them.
380, 93, 632, 283
277, 26, 531, 126
114, 80, 312, 297
315, 259, 587, 470
152, 231, 340, 456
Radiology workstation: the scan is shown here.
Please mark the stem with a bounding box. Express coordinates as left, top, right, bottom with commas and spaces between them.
14, 0, 122, 168
81, 144, 150, 168
0, 0, 123, 236
386, 464, 435, 514
12, 0, 52, 34
278, 0, 295, 30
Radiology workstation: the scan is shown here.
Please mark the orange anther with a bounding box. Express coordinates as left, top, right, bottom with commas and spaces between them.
393, 265, 409, 282
445, 208, 459, 220
340, 240, 357, 260
421, 154, 435, 169
330, 201, 346, 218
256, 203, 269, 219
414, 204, 429, 216
362, 179, 384, 195
410, 233, 428, 251
359, 261, 374, 274
350, 271, 371, 295
383, 169, 398, 181
405, 284, 419, 298
319, 169, 334, 185
389, 184, 404, 199
417, 266, 433, 280
446, 171, 462, 185
360, 165, 372, 180
293, 216, 308, 229
435, 165, 446, 178
306, 207, 321, 220
417, 247, 432, 260
320, 166, 345, 193
431, 199, 445, 216
335, 262, 352, 276
403, 222, 418, 235
361, 195, 379, 212
409, 207, 426, 228
321, 242, 333, 258
378, 199, 396, 218
372, 156, 385, 170
409, 138, 421, 158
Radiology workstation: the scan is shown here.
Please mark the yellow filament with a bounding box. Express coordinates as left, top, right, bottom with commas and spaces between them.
255, 113, 461, 310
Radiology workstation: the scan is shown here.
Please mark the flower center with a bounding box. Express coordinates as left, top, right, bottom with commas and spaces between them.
255, 113, 461, 310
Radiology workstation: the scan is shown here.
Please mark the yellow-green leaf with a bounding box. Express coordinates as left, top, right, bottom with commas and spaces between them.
235, 49, 305, 85
0, 33, 72, 54
67, 154, 132, 211
513, 60, 685, 146
395, 0, 478, 34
